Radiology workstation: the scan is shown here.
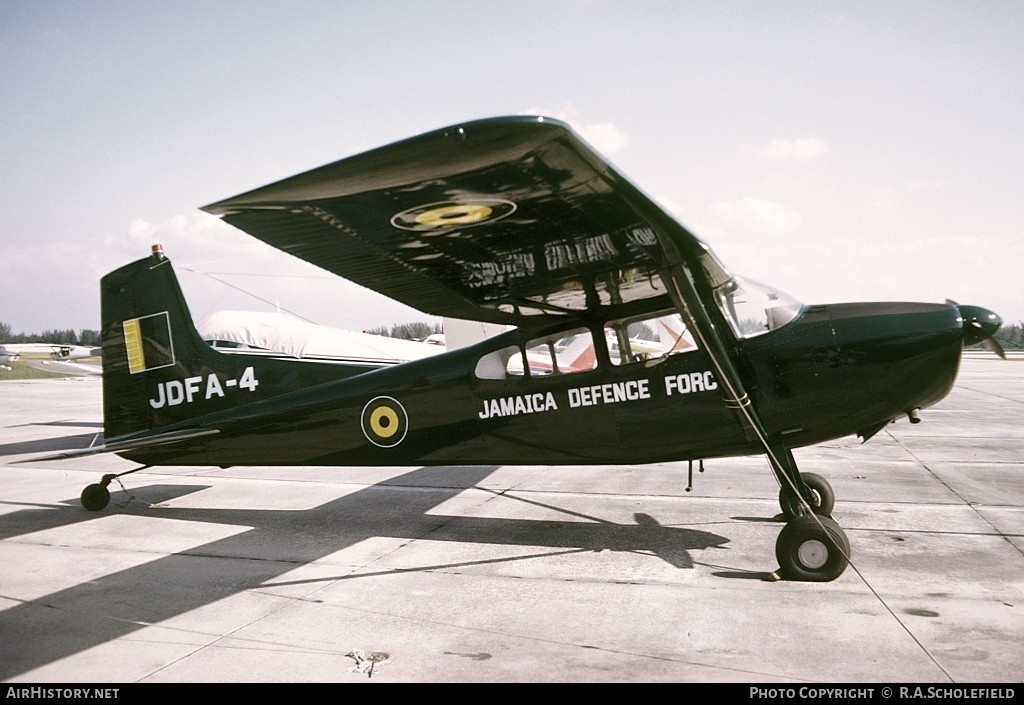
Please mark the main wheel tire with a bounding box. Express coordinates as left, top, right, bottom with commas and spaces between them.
779, 471, 835, 519
81, 483, 110, 511
775, 514, 850, 582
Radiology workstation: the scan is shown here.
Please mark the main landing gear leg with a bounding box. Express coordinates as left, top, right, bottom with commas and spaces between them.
774, 446, 835, 519
80, 465, 152, 511
768, 443, 849, 582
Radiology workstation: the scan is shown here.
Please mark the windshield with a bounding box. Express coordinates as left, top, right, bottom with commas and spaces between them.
713, 276, 803, 338
695, 247, 803, 338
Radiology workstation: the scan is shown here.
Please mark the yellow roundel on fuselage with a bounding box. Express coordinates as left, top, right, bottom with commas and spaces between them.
369, 405, 400, 438
361, 396, 409, 448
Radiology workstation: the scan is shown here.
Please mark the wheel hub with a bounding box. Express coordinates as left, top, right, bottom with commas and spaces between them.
798, 539, 829, 569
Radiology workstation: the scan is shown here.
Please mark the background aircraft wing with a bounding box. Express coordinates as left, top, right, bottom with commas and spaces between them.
202, 116, 716, 327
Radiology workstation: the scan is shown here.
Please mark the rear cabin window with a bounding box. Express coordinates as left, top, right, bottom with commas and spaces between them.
474, 328, 598, 380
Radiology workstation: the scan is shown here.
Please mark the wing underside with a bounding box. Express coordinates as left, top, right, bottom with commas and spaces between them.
202, 116, 714, 326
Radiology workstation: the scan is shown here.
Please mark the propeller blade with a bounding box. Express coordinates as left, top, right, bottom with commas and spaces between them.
957, 304, 1006, 358
984, 334, 1007, 359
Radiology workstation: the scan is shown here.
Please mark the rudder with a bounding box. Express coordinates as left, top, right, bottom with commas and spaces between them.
100, 245, 221, 439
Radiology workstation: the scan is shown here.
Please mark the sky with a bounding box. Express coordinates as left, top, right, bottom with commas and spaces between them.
2, 0, 1022, 336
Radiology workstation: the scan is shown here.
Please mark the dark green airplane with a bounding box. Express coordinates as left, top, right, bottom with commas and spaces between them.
49, 116, 1007, 582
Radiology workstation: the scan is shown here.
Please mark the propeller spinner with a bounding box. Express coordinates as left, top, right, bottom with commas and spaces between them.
956, 303, 1006, 359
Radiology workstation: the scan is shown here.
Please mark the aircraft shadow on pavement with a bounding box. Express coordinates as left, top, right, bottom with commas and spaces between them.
0, 433, 104, 457
0, 422, 104, 457
0, 465, 738, 680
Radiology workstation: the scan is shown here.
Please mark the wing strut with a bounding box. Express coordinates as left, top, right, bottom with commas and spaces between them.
656, 240, 805, 503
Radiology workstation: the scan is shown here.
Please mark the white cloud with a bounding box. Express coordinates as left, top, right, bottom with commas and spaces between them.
651, 193, 685, 219
906, 178, 947, 192
0, 211, 436, 334
120, 214, 434, 330
761, 137, 832, 161
118, 212, 267, 261
577, 122, 630, 154
711, 197, 803, 236
523, 105, 629, 154
870, 188, 898, 210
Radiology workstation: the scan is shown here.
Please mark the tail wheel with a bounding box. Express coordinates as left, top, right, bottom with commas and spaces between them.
779, 471, 835, 519
81, 483, 110, 511
775, 514, 850, 582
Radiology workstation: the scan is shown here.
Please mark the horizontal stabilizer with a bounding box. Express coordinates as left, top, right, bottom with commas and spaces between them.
15, 428, 221, 463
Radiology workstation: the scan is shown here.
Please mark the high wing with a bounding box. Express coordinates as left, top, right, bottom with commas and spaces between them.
202, 116, 723, 327
203, 114, 759, 445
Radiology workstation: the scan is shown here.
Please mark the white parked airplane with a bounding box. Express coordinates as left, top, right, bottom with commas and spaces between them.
0, 345, 21, 365
0, 343, 101, 360
198, 310, 445, 365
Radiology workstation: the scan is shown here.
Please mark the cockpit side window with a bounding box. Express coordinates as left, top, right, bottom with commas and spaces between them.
521, 328, 597, 376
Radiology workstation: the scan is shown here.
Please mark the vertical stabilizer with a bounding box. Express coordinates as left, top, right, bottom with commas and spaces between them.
100, 245, 216, 439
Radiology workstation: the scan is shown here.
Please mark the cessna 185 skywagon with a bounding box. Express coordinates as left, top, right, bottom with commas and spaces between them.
44, 116, 1005, 582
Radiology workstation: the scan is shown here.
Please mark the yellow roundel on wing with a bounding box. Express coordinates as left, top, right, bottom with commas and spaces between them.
415, 204, 493, 226
369, 406, 400, 438
360, 396, 409, 448
390, 199, 516, 231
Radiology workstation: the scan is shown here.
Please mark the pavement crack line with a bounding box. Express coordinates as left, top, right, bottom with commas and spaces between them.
851, 428, 1022, 683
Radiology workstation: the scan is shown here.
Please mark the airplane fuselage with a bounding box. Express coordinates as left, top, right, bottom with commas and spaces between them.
112, 296, 964, 469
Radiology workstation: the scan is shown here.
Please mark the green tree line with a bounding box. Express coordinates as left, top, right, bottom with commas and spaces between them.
3, 318, 1022, 350
365, 319, 1024, 350
365, 321, 442, 341
987, 320, 1024, 350
0, 322, 101, 346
